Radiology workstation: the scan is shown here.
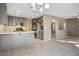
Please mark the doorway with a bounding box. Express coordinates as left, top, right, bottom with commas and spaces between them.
51, 20, 56, 39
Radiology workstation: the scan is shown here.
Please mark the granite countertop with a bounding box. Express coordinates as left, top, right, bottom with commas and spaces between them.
0, 31, 37, 35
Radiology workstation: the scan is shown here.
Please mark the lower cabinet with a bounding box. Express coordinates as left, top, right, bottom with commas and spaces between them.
0, 33, 34, 50
37, 31, 43, 40
0, 35, 14, 50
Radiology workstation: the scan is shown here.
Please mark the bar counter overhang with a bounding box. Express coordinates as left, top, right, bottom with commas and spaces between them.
0, 31, 35, 50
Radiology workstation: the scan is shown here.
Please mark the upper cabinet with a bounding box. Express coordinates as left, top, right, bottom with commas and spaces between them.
32, 16, 43, 31
26, 19, 32, 31
8, 16, 33, 31
0, 3, 8, 25
8, 16, 27, 26
32, 19, 37, 31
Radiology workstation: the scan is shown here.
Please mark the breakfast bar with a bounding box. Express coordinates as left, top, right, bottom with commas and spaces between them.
0, 31, 35, 50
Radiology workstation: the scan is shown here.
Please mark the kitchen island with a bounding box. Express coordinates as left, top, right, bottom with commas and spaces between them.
0, 31, 35, 50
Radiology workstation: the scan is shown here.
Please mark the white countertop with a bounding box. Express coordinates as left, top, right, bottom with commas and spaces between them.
0, 31, 37, 35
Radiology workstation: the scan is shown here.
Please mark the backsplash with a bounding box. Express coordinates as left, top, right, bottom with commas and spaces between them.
0, 25, 5, 32
0, 25, 27, 32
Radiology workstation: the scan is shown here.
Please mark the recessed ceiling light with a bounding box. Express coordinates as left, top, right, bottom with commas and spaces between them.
16, 14, 19, 16
52, 19, 56, 23
77, 15, 79, 19
17, 10, 21, 13
77, 17, 79, 19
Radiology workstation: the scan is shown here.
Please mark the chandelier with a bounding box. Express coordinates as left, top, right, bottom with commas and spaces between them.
31, 3, 50, 18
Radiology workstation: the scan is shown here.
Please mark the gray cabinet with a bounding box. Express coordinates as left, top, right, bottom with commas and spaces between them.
13, 33, 24, 47
37, 31, 43, 40
0, 35, 14, 49
8, 16, 26, 26
0, 4, 8, 25
0, 32, 34, 50
32, 16, 43, 40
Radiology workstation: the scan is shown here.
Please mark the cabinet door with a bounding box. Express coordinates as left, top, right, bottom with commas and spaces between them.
23, 33, 34, 45
13, 33, 24, 48
0, 35, 14, 49
26, 20, 32, 31
32, 19, 37, 31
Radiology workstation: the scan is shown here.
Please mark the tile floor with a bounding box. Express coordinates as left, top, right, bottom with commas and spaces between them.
0, 37, 79, 56
57, 36, 79, 44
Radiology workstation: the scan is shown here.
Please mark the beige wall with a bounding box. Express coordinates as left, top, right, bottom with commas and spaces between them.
66, 18, 79, 37
56, 17, 67, 39
43, 15, 67, 41
43, 15, 51, 41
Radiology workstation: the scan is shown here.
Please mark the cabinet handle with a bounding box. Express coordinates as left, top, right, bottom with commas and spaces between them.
19, 33, 21, 35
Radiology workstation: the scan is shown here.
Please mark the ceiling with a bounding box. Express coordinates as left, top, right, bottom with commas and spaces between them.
7, 3, 79, 18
